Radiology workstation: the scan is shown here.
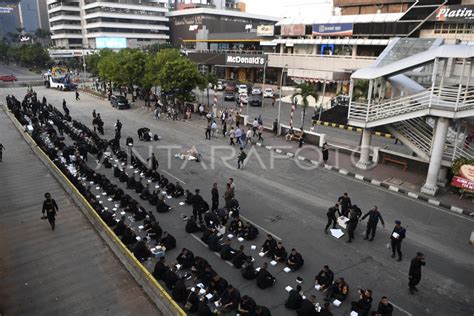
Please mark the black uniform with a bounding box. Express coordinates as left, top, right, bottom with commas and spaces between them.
42, 197, 58, 230
211, 187, 219, 211
361, 209, 385, 240
409, 256, 425, 292
325, 206, 340, 232
390, 225, 406, 260
338, 195, 352, 217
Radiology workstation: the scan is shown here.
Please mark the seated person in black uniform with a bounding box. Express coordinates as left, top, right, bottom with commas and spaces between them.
200, 226, 213, 244
208, 230, 222, 252
325, 277, 349, 302
113, 165, 122, 178
285, 284, 303, 310
126, 176, 136, 189
152, 256, 167, 280
210, 275, 228, 296
135, 179, 144, 194
150, 170, 160, 182
113, 188, 124, 201
261, 234, 277, 257
232, 245, 250, 269
139, 184, 152, 200
256, 262, 276, 289
219, 285, 241, 313
241, 259, 257, 280
159, 176, 168, 188
120, 194, 132, 208
243, 222, 259, 240
191, 256, 209, 276
121, 227, 137, 246
229, 216, 244, 235
172, 182, 184, 198
162, 265, 178, 290
114, 216, 127, 236
185, 216, 201, 233
238, 295, 257, 316
147, 222, 163, 241
220, 239, 236, 261
255, 305, 271, 316
273, 242, 288, 263
172, 278, 188, 303
149, 190, 158, 205
165, 182, 176, 195
176, 248, 195, 269
100, 209, 116, 227
184, 287, 200, 313
287, 248, 304, 271
315, 265, 334, 291
203, 210, 219, 229
119, 170, 128, 183
134, 206, 147, 221
133, 238, 152, 261
160, 231, 176, 250
156, 195, 172, 213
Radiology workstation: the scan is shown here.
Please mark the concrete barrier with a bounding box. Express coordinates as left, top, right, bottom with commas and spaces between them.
2, 104, 186, 316
279, 123, 325, 147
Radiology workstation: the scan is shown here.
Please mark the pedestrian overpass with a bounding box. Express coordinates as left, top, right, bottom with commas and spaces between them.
347, 38, 474, 196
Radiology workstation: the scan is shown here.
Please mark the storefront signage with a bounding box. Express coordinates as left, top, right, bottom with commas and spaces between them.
0, 6, 14, 14
281, 24, 305, 36
312, 23, 353, 36
173, 16, 203, 26
257, 25, 275, 36
431, 5, 474, 22
225, 54, 267, 67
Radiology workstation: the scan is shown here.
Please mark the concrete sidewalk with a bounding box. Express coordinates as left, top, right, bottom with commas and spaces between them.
0, 108, 159, 315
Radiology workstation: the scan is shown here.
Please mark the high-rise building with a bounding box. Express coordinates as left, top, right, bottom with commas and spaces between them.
0, 0, 49, 39
47, 0, 170, 49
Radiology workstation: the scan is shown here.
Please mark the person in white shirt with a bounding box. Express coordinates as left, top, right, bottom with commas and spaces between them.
211, 121, 218, 137
246, 129, 252, 147
252, 119, 259, 136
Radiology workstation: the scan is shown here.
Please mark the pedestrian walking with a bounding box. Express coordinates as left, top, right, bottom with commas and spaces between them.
205, 123, 211, 140
222, 120, 227, 137
273, 119, 278, 135
390, 220, 406, 261
75, 90, 80, 100
272, 95, 276, 107
211, 183, 219, 212
62, 99, 70, 116
211, 121, 218, 137
229, 127, 235, 146
361, 206, 385, 241
257, 124, 264, 142
408, 252, 426, 294
42, 192, 59, 230
92, 109, 96, 119
322, 142, 329, 164
237, 148, 247, 169
0, 143, 5, 162
115, 119, 122, 134
325, 203, 340, 234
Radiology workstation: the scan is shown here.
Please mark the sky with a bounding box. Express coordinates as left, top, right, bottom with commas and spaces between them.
244, 0, 333, 18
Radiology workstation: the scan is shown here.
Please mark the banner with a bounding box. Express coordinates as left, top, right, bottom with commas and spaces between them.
451, 164, 474, 191
312, 23, 353, 36
281, 24, 305, 36
257, 25, 275, 37
430, 5, 474, 23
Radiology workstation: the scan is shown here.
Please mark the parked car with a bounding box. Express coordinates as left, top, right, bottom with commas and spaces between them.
238, 84, 248, 94
251, 87, 262, 95
263, 88, 274, 98
224, 91, 236, 101
249, 95, 262, 107
216, 81, 224, 91
225, 82, 237, 93
0, 74, 17, 82
110, 95, 131, 110
237, 93, 248, 104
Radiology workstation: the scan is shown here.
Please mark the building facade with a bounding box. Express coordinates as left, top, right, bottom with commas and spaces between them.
47, 0, 170, 49
0, 0, 49, 39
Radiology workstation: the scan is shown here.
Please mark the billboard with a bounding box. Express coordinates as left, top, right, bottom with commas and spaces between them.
430, 5, 474, 23
312, 23, 353, 36
225, 54, 267, 68
257, 25, 274, 37
96, 37, 127, 49
451, 164, 474, 192
281, 24, 305, 36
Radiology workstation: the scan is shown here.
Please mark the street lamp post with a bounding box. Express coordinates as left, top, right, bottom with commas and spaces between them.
316, 78, 327, 133
277, 64, 287, 136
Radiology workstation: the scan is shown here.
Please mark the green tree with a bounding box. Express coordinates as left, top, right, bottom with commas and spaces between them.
34, 28, 51, 46
115, 49, 148, 101
97, 50, 119, 85
0, 40, 10, 62
158, 57, 206, 105
292, 82, 319, 129
146, 43, 177, 55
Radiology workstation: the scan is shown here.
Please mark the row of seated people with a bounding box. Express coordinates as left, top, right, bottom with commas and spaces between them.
260, 234, 304, 271
152, 249, 271, 315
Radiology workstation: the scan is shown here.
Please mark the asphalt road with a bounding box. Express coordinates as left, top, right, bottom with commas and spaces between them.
0, 63, 43, 82
2, 86, 473, 316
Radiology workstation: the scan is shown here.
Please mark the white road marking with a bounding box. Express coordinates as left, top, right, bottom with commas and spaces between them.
161, 169, 186, 185
390, 301, 413, 316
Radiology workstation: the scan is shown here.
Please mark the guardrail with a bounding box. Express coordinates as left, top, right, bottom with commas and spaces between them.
2, 104, 186, 316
